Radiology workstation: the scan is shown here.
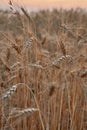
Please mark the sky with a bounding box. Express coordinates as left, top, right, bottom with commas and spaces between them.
0, 0, 87, 10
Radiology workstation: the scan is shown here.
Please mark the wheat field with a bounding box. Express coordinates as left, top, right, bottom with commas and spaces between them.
0, 2, 87, 130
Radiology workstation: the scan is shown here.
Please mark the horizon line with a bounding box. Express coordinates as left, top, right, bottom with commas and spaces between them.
0, 2, 87, 12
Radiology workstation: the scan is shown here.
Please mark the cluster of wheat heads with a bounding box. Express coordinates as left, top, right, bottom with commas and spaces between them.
0, 2, 87, 130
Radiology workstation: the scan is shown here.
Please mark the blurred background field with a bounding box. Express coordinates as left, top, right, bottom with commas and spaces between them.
0, 5, 87, 130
